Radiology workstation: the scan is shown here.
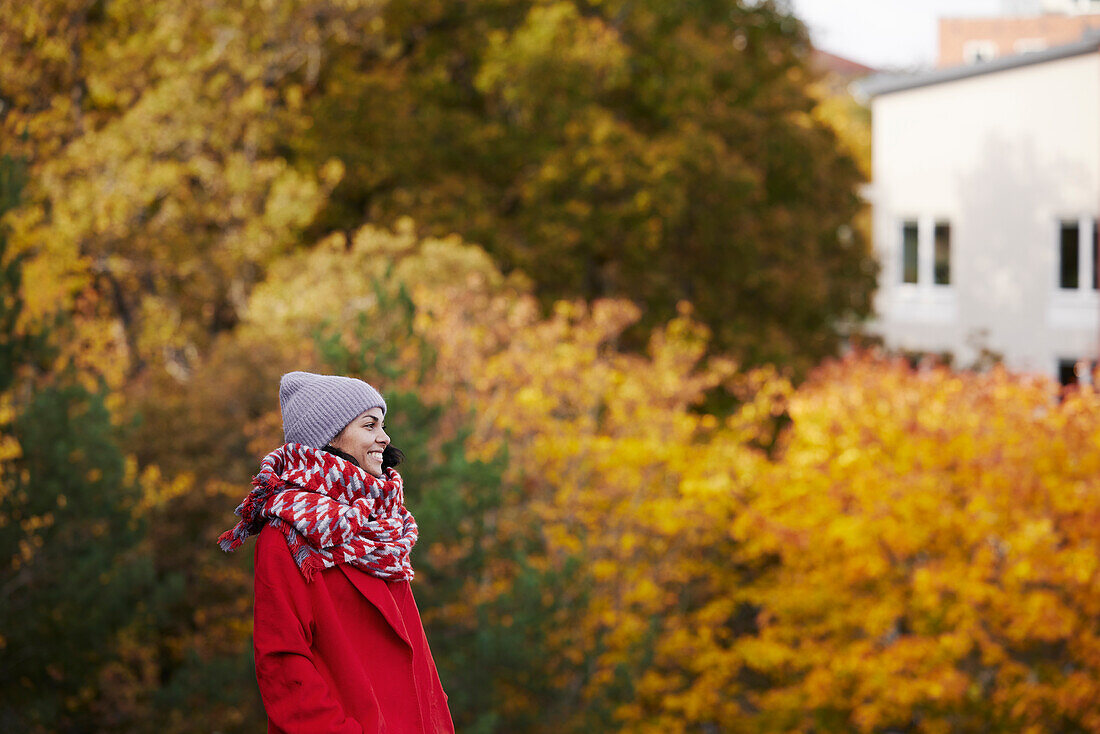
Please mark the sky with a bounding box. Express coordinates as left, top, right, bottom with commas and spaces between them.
788, 0, 1036, 70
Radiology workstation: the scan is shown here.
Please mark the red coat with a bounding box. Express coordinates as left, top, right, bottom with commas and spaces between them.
253, 524, 455, 733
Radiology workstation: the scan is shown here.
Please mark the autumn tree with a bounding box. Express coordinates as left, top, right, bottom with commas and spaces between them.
118, 223, 564, 731
298, 0, 877, 371
234, 224, 751, 731
0, 155, 160, 733
409, 260, 1100, 732
733, 357, 1100, 732
1, 0, 377, 384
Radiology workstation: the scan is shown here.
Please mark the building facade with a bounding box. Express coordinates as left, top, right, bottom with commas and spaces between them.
938, 11, 1100, 67
862, 38, 1100, 381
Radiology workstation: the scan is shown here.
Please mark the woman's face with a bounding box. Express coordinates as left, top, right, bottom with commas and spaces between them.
331, 407, 389, 477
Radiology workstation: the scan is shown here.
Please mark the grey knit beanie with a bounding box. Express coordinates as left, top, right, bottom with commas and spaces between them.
279, 371, 387, 449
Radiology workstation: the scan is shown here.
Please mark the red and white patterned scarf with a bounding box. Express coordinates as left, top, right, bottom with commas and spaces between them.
218, 443, 418, 582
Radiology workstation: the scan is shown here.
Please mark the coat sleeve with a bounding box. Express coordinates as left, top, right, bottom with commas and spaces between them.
253, 527, 364, 734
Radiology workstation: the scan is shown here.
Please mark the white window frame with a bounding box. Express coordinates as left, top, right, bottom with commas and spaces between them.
891, 215, 957, 324
1055, 216, 1095, 292
1048, 216, 1099, 330
898, 216, 953, 289
1013, 38, 1047, 55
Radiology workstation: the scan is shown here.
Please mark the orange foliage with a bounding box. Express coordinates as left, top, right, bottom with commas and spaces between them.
737, 357, 1100, 732
412, 273, 1100, 733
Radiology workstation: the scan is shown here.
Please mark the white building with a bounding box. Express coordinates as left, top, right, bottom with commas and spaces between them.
1000, 0, 1100, 11
1041, 0, 1100, 14
861, 35, 1100, 383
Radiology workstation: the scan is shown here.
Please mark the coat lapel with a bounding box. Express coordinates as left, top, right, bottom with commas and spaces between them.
337, 564, 413, 648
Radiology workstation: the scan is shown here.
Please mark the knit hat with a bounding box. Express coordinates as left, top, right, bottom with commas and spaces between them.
279, 371, 387, 449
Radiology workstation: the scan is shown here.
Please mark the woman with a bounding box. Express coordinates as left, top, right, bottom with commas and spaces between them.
219, 371, 455, 734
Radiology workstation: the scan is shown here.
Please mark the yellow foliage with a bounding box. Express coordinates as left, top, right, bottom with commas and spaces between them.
390, 276, 1100, 732
737, 356, 1100, 732
2, 0, 380, 383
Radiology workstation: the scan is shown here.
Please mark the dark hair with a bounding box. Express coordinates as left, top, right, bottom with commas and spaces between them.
381, 444, 404, 470
320, 443, 404, 470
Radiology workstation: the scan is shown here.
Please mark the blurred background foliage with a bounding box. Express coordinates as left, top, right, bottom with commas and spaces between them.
2, 1, 1097, 733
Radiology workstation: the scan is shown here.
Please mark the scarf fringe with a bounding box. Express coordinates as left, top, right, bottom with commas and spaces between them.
216, 470, 289, 554
300, 553, 327, 582
216, 529, 239, 553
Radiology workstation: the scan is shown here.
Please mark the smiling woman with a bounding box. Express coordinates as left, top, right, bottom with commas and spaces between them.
218, 371, 454, 734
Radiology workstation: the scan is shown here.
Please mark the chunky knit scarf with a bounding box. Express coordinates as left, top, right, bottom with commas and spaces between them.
218, 443, 418, 582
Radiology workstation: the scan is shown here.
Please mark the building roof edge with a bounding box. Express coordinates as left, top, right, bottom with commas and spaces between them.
858, 33, 1100, 98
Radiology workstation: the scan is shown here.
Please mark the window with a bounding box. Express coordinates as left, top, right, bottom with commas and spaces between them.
1059, 359, 1077, 386
1057, 218, 1100, 290
963, 40, 997, 64
934, 221, 951, 285
1059, 358, 1097, 387
1060, 221, 1080, 289
1093, 220, 1098, 290
899, 218, 952, 287
1013, 38, 1046, 55
901, 220, 919, 284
